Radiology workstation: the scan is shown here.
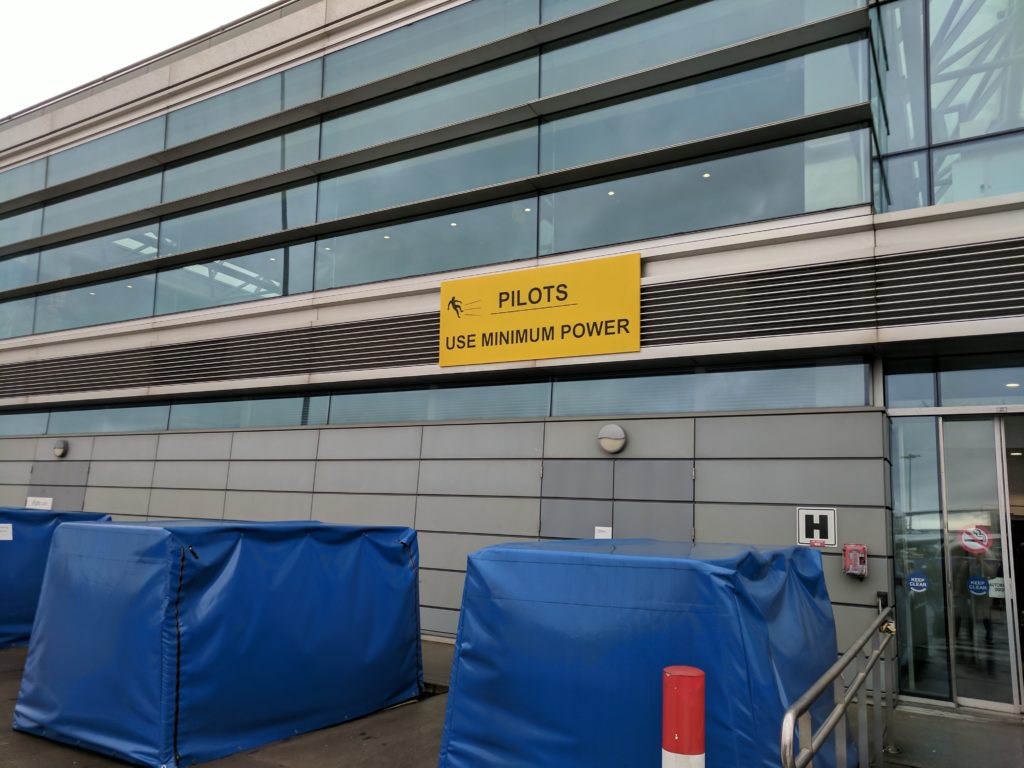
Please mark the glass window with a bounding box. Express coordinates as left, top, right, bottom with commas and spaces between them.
0, 410, 48, 436
540, 130, 869, 255
38, 222, 160, 282
540, 0, 864, 96
0, 251, 39, 290
46, 117, 166, 186
166, 74, 283, 148
42, 173, 162, 235
553, 373, 697, 416
283, 59, 323, 109
314, 198, 538, 290
169, 395, 329, 430
318, 126, 537, 221
163, 122, 319, 202
0, 296, 34, 340
930, 0, 1024, 143
156, 249, 285, 315
881, 0, 927, 152
0, 207, 43, 249
329, 389, 429, 425
320, 55, 539, 158
323, 0, 538, 96
286, 242, 315, 295
932, 132, 1024, 206
541, 0, 608, 22
541, 41, 867, 172
34, 274, 156, 334
881, 152, 929, 211
938, 355, 1024, 406
48, 404, 170, 434
0, 159, 46, 204
886, 359, 937, 407
159, 182, 316, 256
329, 381, 550, 424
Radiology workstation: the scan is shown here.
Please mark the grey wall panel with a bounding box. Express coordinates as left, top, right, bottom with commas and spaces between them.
109, 514, 148, 522
422, 423, 544, 459
87, 461, 154, 488
0, 485, 29, 506
419, 460, 542, 497
0, 438, 40, 461
614, 460, 693, 501
694, 503, 890, 555
540, 460, 612, 499
156, 432, 232, 461
834, 605, 879, 652
695, 459, 887, 507
418, 532, 534, 571
0, 462, 32, 484
540, 498, 612, 539
34, 436, 93, 462
420, 569, 466, 610
149, 488, 225, 519
316, 426, 422, 460
314, 460, 420, 494
822, 555, 892, 605
227, 461, 316, 493
312, 493, 417, 527
30, 460, 90, 487
25, 485, 86, 511
92, 435, 159, 461
696, 412, 886, 459
230, 430, 319, 460
223, 491, 313, 521
544, 419, 695, 459
416, 495, 540, 536
421, 606, 459, 636
613, 501, 694, 540
83, 486, 151, 517
152, 460, 229, 490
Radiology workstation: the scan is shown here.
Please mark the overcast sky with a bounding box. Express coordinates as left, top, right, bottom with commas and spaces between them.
1, 0, 277, 119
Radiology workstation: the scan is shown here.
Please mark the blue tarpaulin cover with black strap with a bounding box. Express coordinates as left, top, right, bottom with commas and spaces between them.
14, 521, 422, 767
438, 539, 853, 768
0, 507, 111, 648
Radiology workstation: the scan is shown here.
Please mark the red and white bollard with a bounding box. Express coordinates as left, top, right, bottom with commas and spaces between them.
662, 666, 705, 767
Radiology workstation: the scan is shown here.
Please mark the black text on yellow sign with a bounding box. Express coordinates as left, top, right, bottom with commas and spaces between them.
439, 253, 640, 367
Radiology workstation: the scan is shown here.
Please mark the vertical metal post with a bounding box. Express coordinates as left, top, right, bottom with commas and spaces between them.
834, 676, 848, 768
857, 652, 868, 768
798, 711, 814, 768
872, 633, 883, 767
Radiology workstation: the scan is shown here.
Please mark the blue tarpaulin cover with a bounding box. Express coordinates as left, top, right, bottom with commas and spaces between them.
438, 540, 850, 768
14, 521, 422, 767
0, 508, 111, 648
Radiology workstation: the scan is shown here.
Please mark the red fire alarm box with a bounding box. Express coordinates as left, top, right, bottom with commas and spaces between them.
842, 544, 868, 579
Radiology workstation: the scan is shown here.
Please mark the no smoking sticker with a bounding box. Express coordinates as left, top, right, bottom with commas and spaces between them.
959, 525, 992, 555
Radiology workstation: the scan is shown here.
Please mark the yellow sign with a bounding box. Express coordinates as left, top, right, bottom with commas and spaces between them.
439, 253, 640, 367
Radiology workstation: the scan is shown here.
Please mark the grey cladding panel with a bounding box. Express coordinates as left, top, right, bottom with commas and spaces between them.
30, 461, 90, 487
157, 432, 232, 461
314, 461, 419, 494
227, 461, 315, 493
416, 495, 539, 536
87, 461, 154, 488
834, 605, 879, 652
92, 435, 158, 461
614, 460, 693, 501
613, 501, 694, 541
420, 569, 466, 610
230, 430, 319, 460
149, 489, 225, 519
316, 427, 422, 459
418, 532, 534, 571
540, 499, 612, 539
696, 412, 886, 459
83, 487, 151, 517
0, 438, 41, 460
695, 459, 887, 507
419, 460, 541, 497
544, 419, 694, 459
541, 460, 612, 499
152, 461, 229, 490
224, 491, 312, 521
422, 423, 544, 459
0, 462, 31, 484
822, 555, 892, 605
25, 485, 86, 511
421, 607, 459, 636
312, 494, 416, 527
0, 485, 29, 506
34, 437, 93, 461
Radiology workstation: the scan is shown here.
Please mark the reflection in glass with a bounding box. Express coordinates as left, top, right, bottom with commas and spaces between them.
34, 274, 156, 334
891, 416, 951, 698
166, 75, 283, 148
38, 222, 160, 282
0, 296, 35, 340
881, 0, 927, 152
42, 173, 162, 235
48, 404, 170, 435
933, 132, 1024, 205
169, 395, 329, 430
318, 126, 537, 221
286, 242, 316, 295
0, 159, 46, 204
0, 251, 39, 290
541, 0, 607, 22
886, 361, 937, 407
46, 117, 166, 186
939, 355, 1024, 406
283, 59, 323, 109
0, 207, 43, 249
542, 41, 867, 172
881, 152, 929, 211
0, 410, 48, 436
156, 249, 285, 315
320, 56, 539, 158
329, 382, 551, 425
314, 198, 538, 290
324, 0, 538, 95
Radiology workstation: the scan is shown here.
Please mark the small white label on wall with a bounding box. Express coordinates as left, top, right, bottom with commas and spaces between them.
594, 526, 612, 539
0, 524, 12, 541
26, 497, 53, 510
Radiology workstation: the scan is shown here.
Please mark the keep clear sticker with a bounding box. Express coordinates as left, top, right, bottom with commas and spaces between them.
0, 523, 12, 541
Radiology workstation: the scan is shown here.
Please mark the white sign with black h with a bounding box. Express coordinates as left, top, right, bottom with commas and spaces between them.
797, 507, 837, 548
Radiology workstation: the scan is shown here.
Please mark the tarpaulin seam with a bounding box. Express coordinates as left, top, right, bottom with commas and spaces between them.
173, 545, 186, 766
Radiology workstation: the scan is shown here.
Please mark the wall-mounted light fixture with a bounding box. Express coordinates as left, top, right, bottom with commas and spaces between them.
52, 439, 69, 459
597, 424, 627, 454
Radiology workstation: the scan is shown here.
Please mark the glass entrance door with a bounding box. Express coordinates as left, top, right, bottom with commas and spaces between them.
940, 417, 1021, 709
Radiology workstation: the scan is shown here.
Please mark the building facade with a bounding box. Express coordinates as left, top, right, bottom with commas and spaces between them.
0, 0, 1022, 713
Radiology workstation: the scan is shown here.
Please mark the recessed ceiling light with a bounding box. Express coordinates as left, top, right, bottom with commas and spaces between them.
126, 284, 133, 289
607, 190, 616, 196
88, 292, 96, 296
702, 172, 712, 179
523, 207, 532, 213
1007, 382, 1020, 388
1011, 452, 1023, 457
383, 235, 391, 240
450, 222, 458, 227
324, 247, 332, 252
269, 257, 277, 262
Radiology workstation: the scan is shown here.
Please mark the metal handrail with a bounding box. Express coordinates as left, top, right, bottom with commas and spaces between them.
780, 605, 898, 768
